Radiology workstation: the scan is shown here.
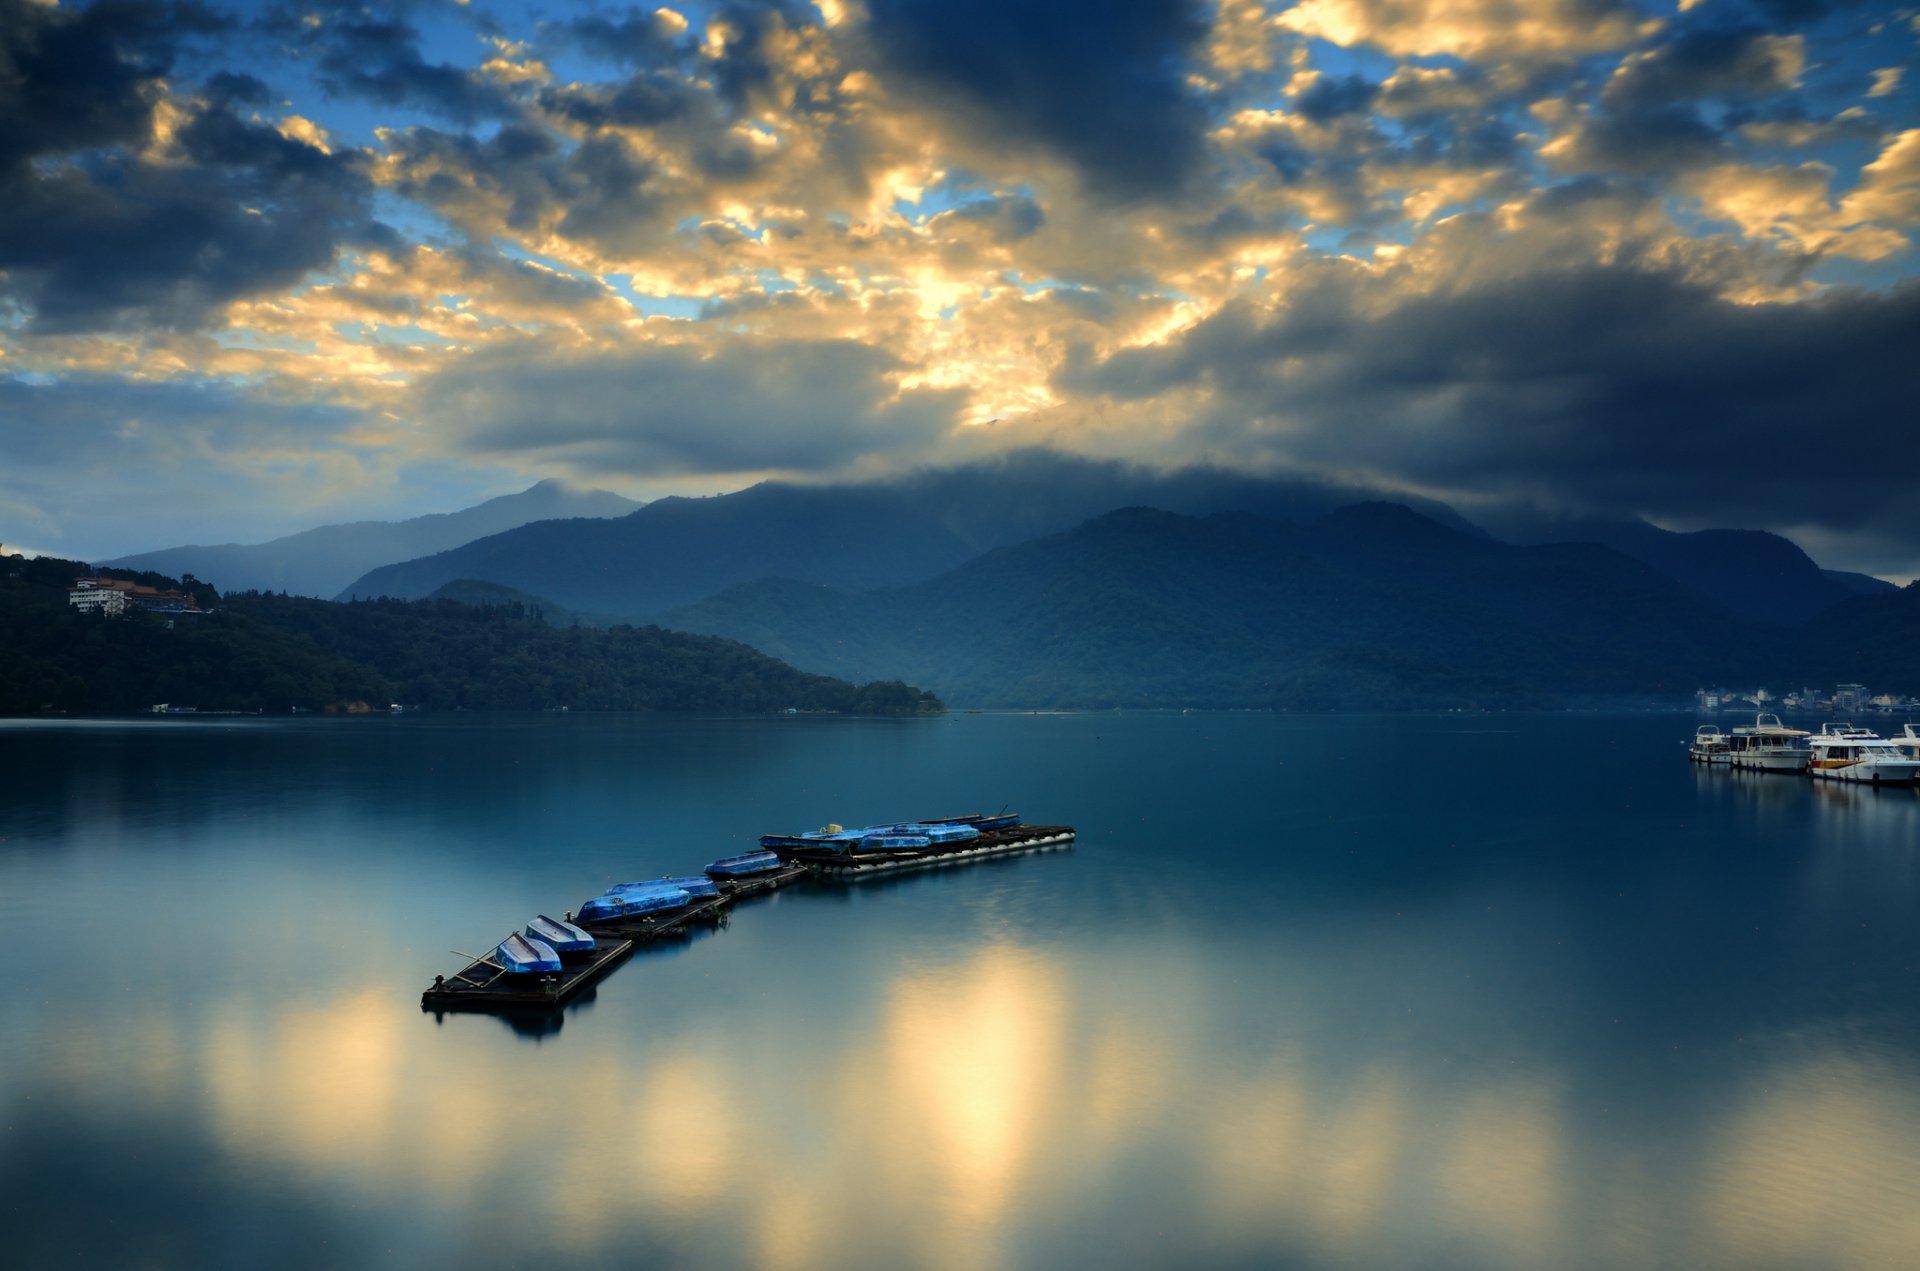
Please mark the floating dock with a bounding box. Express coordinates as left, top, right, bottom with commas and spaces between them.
421, 936, 635, 1010
767, 824, 1076, 876
421, 824, 1070, 1013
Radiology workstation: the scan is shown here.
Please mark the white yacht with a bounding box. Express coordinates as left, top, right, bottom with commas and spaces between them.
1689, 725, 1731, 764
1725, 714, 1811, 774
1806, 723, 1920, 785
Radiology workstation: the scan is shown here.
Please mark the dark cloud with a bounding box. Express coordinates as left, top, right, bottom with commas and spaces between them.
1603, 24, 1803, 109
411, 337, 964, 476
1057, 245, 1920, 559
539, 74, 694, 130
383, 122, 678, 250
0, 0, 223, 169
560, 6, 692, 65
1296, 74, 1380, 123
264, 9, 516, 124
938, 193, 1046, 243
0, 0, 385, 332
865, 0, 1210, 200
1563, 104, 1726, 175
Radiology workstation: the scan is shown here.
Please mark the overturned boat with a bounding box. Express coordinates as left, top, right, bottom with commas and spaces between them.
577, 886, 691, 923
526, 914, 594, 955
705, 850, 783, 878
496, 932, 563, 975
621, 874, 721, 899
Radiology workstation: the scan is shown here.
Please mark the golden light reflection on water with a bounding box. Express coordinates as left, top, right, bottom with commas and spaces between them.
21, 942, 1920, 1269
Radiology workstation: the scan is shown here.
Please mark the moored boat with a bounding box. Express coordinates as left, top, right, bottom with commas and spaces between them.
527, 914, 594, 955
620, 874, 721, 899
496, 932, 562, 974
705, 850, 783, 878
577, 886, 690, 923
1726, 713, 1811, 774
1689, 725, 1731, 764
1807, 723, 1920, 785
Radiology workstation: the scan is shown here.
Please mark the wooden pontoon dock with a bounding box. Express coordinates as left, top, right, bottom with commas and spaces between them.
421, 935, 635, 1010
420, 826, 1070, 1013
768, 824, 1076, 876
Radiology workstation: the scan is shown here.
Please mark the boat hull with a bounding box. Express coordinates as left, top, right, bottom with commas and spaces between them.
497, 933, 562, 975
1810, 759, 1920, 785
1730, 750, 1808, 773
706, 850, 783, 878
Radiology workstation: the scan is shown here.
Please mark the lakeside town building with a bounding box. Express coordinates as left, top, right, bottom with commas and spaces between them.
67, 577, 201, 616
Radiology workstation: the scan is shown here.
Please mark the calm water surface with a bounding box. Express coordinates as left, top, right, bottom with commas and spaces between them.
3, 712, 1918, 1269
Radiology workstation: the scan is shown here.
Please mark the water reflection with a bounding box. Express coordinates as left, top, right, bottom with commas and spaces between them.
11, 939, 1918, 1269
9, 714, 1920, 1269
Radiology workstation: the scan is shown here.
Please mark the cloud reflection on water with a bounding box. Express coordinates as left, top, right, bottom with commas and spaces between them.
8, 938, 1896, 1268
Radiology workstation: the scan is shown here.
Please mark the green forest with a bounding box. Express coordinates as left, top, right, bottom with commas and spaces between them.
0, 556, 942, 716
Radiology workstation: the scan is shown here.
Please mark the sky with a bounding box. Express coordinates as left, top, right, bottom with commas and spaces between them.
1, 0, 1917, 575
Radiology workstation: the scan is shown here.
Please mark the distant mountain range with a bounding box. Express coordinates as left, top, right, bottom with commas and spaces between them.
83, 450, 1915, 710
104, 479, 639, 598
334, 450, 1494, 612
659, 503, 1788, 708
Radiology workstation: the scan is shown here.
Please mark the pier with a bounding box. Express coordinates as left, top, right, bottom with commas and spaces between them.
421, 825, 1072, 1014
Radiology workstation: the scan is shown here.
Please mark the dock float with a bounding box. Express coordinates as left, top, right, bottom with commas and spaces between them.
421, 935, 635, 1010
422, 821, 1070, 1014
576, 890, 735, 940
769, 824, 1076, 876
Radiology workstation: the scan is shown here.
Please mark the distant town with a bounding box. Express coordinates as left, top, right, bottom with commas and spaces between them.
1696, 684, 1918, 715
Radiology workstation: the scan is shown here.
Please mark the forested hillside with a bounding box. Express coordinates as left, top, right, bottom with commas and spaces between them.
0, 558, 941, 716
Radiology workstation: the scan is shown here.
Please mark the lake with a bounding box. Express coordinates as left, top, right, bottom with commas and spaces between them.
3, 711, 1918, 1269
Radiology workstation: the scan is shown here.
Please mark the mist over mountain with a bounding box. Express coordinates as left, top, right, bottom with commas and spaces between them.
336, 450, 1486, 612
105, 480, 639, 598
659, 503, 1779, 709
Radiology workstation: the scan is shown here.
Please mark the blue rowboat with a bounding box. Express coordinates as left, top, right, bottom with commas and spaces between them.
526, 914, 594, 954
617, 874, 720, 899
705, 850, 782, 878
496, 932, 562, 974
577, 886, 689, 922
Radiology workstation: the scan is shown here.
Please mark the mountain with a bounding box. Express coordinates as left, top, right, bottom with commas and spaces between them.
335, 449, 1485, 613
658, 503, 1784, 708
1471, 507, 1892, 625
1800, 581, 1920, 689
104, 479, 640, 599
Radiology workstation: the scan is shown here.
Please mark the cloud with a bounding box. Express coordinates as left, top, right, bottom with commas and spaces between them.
864, 0, 1211, 200
1054, 202, 1920, 566
409, 335, 966, 477
261, 5, 517, 124
0, 372, 386, 557
1275, 0, 1661, 62
0, 0, 388, 333
1601, 26, 1804, 109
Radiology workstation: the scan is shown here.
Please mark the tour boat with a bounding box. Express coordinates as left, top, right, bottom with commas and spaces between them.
1806, 723, 1920, 785
1725, 714, 1811, 774
1689, 725, 1731, 764
496, 932, 562, 975
526, 914, 594, 955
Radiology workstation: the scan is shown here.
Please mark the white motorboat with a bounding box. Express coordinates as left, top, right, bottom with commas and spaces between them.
1689, 725, 1732, 764
1807, 723, 1920, 785
1726, 713, 1811, 774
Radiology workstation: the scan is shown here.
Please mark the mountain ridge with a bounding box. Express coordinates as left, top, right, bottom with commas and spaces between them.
105, 479, 640, 599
